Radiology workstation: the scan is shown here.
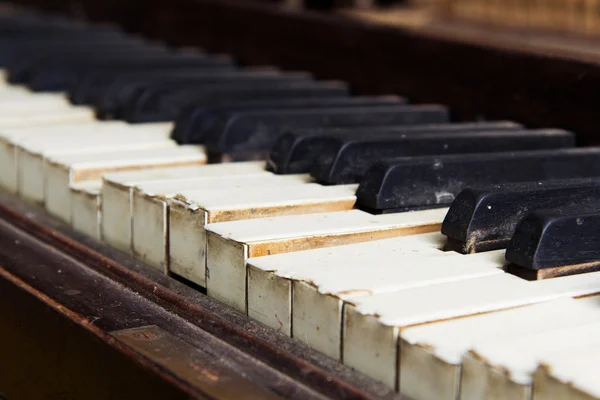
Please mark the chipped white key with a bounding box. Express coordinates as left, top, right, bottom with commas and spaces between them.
0, 120, 125, 192
45, 145, 207, 223
207, 208, 448, 312
101, 162, 267, 252
132, 174, 311, 273
343, 271, 600, 394
70, 181, 102, 239
17, 125, 175, 202
461, 297, 600, 400
533, 344, 600, 400
247, 233, 503, 338
397, 296, 600, 400
173, 183, 358, 288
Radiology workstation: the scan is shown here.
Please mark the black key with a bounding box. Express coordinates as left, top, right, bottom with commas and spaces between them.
168, 83, 351, 141
267, 121, 524, 175
442, 178, 600, 254
309, 128, 572, 185
29, 54, 233, 92
204, 105, 450, 158
7, 42, 153, 84
96, 70, 309, 119
68, 59, 237, 104
356, 147, 600, 213
71, 66, 249, 107
152, 81, 350, 124
125, 78, 346, 123
505, 205, 600, 280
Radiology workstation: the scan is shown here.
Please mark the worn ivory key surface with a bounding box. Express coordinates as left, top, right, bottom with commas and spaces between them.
172, 184, 358, 290
207, 209, 448, 313
292, 251, 505, 363
131, 174, 311, 273
70, 181, 102, 240
342, 270, 600, 395
245, 232, 502, 340
101, 162, 267, 252
460, 297, 600, 400
17, 124, 175, 202
533, 342, 600, 400
0, 121, 120, 192
45, 145, 207, 223
397, 296, 600, 400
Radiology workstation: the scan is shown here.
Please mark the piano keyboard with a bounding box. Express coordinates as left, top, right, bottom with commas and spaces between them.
2, 9, 600, 400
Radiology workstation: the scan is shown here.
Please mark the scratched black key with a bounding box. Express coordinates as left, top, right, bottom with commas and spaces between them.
267, 121, 524, 175
96, 70, 309, 119
125, 78, 347, 123
204, 104, 449, 159
356, 147, 600, 213
442, 178, 600, 254
505, 205, 600, 280
311, 129, 575, 184
29, 53, 233, 92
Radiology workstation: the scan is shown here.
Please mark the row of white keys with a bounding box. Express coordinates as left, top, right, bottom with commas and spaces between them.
246, 231, 503, 342
401, 296, 600, 400
366, 271, 600, 398
45, 145, 207, 222
16, 122, 176, 202
176, 183, 358, 287
0, 121, 120, 191
206, 208, 448, 311
99, 162, 269, 252
460, 296, 600, 400
130, 173, 313, 273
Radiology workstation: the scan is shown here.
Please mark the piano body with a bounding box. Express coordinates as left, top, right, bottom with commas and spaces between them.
2, 1, 600, 399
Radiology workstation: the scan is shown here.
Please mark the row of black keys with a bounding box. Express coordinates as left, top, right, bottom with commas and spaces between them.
5, 12, 600, 276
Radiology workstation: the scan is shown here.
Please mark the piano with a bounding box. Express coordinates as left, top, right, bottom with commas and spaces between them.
2, 1, 600, 399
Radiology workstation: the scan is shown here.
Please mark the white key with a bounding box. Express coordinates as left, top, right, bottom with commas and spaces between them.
461, 298, 600, 400
0, 106, 94, 127
70, 181, 102, 239
101, 162, 267, 252
533, 344, 600, 400
207, 208, 448, 313
0, 92, 80, 111
344, 271, 600, 394
397, 296, 600, 400
131, 174, 311, 273
17, 124, 175, 202
0, 121, 123, 192
171, 184, 357, 289
45, 145, 207, 223
247, 233, 502, 340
